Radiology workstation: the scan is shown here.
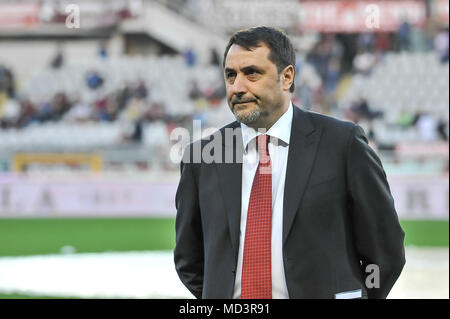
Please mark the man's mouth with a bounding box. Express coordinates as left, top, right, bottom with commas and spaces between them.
234, 100, 255, 106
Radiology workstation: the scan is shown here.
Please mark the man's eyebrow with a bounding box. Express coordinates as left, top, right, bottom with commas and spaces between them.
241, 65, 263, 72
225, 65, 263, 74
224, 67, 235, 74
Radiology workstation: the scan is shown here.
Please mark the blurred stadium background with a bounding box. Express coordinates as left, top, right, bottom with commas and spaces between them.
0, 0, 448, 299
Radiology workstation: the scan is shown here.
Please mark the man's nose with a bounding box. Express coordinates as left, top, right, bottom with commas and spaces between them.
231, 74, 248, 95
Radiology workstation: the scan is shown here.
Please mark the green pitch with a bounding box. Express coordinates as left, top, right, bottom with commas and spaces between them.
0, 218, 447, 299
0, 218, 175, 256
0, 218, 447, 257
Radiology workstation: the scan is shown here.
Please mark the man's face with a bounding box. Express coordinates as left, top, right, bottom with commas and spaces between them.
224, 43, 290, 129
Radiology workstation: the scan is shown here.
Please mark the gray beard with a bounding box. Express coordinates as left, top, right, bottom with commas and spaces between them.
232, 107, 261, 125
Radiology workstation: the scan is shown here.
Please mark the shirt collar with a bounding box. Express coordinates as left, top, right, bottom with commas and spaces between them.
241, 101, 293, 152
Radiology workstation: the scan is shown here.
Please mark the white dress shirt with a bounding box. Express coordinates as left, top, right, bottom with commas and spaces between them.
233, 102, 293, 299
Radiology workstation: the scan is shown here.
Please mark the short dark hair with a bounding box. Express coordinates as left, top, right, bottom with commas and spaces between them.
223, 26, 296, 93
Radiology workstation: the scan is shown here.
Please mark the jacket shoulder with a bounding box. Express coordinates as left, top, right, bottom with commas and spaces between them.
297, 109, 360, 147
306, 110, 356, 132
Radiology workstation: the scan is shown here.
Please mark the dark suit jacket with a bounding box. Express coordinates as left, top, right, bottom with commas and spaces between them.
174, 105, 405, 299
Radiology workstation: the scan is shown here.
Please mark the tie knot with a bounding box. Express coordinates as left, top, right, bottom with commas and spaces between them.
256, 134, 270, 157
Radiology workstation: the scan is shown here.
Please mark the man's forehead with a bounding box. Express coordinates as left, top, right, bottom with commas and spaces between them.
225, 43, 272, 69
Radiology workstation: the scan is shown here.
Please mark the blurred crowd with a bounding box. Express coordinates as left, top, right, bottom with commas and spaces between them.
0, 23, 448, 145
291, 22, 449, 142
0, 46, 224, 144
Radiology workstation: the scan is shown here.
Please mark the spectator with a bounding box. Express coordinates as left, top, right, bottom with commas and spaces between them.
116, 85, 132, 111
353, 49, 376, 75
0, 65, 15, 98
130, 119, 143, 142
51, 92, 71, 120
135, 80, 148, 99
17, 99, 37, 127
296, 62, 322, 110
396, 108, 415, 129
93, 95, 110, 121
120, 117, 143, 144
437, 118, 448, 141
86, 70, 104, 90
184, 47, 196, 67
64, 96, 92, 123
120, 90, 148, 122
50, 43, 64, 69
325, 57, 341, 93
98, 41, 108, 59
358, 32, 376, 52
397, 19, 411, 51
36, 100, 54, 123
188, 80, 202, 100
375, 33, 391, 54
348, 97, 382, 122
0, 96, 20, 128
306, 41, 331, 82
434, 28, 449, 64
210, 47, 221, 66
144, 102, 165, 122
414, 111, 439, 141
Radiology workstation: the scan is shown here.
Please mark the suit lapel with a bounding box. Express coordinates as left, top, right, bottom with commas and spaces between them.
215, 122, 243, 254
283, 106, 322, 245
214, 107, 322, 252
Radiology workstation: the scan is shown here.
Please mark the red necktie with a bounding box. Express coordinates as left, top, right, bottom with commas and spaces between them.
241, 134, 272, 299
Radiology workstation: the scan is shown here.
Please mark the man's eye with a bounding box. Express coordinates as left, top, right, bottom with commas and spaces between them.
247, 70, 260, 78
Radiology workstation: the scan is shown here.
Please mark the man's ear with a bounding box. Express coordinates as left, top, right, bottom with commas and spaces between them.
281, 65, 295, 91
